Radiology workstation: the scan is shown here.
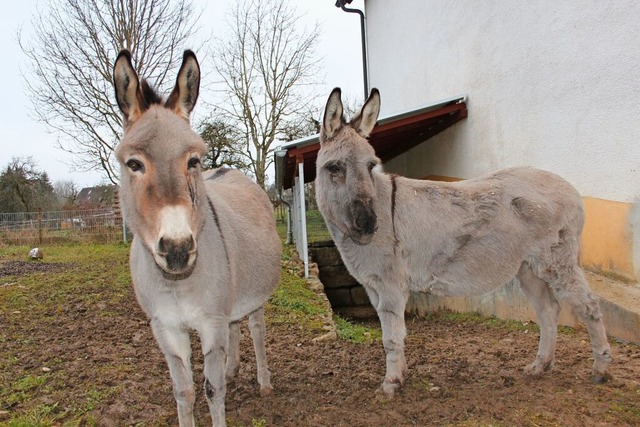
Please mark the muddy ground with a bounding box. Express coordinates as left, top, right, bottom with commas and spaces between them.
1, 258, 640, 426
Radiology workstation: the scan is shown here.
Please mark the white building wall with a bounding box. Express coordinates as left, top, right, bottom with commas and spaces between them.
365, 0, 640, 203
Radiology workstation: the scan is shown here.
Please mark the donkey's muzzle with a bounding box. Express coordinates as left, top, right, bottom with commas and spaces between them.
350, 200, 377, 244
157, 235, 197, 274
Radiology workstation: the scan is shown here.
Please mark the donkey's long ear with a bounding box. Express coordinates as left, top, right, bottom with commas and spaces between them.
165, 50, 200, 121
113, 50, 145, 127
321, 88, 344, 141
350, 88, 380, 137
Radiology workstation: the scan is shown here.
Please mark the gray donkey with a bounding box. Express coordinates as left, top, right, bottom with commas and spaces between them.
113, 50, 281, 426
315, 88, 611, 397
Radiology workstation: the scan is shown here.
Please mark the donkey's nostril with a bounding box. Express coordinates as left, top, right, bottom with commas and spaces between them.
158, 236, 194, 272
188, 235, 196, 253
158, 237, 167, 254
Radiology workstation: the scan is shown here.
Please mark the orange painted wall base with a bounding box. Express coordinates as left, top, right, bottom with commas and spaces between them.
581, 197, 634, 279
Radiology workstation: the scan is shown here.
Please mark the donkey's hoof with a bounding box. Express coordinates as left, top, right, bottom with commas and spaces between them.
524, 359, 552, 378
225, 367, 240, 384
590, 373, 611, 384
523, 364, 543, 378
377, 378, 402, 398
259, 385, 273, 397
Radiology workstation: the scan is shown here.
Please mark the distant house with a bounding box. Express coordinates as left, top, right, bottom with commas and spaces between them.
75, 185, 116, 209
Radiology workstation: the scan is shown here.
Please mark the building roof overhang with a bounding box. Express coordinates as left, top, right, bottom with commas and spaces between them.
275, 94, 468, 191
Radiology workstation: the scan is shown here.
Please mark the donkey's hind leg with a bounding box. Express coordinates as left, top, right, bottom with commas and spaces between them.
558, 267, 612, 383
225, 321, 241, 384
248, 306, 273, 396
517, 262, 561, 377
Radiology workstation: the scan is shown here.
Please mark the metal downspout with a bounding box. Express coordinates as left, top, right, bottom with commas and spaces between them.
274, 148, 293, 244
336, 0, 368, 98
281, 199, 293, 245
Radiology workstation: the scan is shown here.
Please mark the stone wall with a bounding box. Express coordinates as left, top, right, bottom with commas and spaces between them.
308, 241, 640, 343
308, 241, 372, 314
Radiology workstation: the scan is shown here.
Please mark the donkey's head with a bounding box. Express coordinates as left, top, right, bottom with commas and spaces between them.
113, 50, 206, 277
316, 88, 381, 245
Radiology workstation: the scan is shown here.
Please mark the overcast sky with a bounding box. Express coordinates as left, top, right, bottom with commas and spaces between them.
0, 0, 364, 189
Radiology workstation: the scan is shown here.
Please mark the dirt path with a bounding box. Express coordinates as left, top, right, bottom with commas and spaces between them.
1, 254, 639, 426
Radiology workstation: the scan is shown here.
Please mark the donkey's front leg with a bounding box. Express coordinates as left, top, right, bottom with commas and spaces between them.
151, 319, 195, 427
370, 287, 408, 397
201, 317, 230, 427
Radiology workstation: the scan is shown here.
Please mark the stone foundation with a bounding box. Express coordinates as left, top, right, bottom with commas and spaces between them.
307, 240, 640, 343
308, 241, 374, 316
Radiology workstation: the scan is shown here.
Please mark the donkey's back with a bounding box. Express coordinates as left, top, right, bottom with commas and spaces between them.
397, 166, 585, 296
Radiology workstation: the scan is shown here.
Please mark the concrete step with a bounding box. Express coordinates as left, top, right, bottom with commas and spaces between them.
406, 270, 640, 344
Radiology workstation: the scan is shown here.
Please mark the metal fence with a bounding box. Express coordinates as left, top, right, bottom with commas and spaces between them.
0, 208, 123, 246
1, 199, 329, 248
275, 205, 330, 242
304, 209, 331, 243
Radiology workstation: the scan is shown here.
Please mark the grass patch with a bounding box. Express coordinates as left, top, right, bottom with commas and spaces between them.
420, 310, 577, 336
3, 374, 48, 407
333, 316, 381, 344
275, 209, 331, 243
2, 403, 65, 427
1, 241, 337, 425
305, 210, 332, 243
609, 401, 640, 423
267, 249, 329, 337
0, 243, 132, 425
269, 272, 326, 317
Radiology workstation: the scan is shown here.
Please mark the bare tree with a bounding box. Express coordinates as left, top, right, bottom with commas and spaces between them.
19, 0, 199, 184
211, 0, 321, 189
53, 180, 79, 208
198, 118, 251, 173
280, 93, 363, 143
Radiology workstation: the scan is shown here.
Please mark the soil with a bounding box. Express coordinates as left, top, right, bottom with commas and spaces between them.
2, 260, 640, 426
0, 260, 77, 278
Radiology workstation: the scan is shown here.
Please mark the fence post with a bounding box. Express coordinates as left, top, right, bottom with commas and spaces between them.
37, 207, 43, 246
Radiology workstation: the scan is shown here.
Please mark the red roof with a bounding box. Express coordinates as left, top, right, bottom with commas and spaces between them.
275, 95, 468, 190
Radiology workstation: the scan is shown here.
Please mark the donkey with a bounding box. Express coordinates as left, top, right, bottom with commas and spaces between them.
113, 50, 281, 426
315, 88, 612, 397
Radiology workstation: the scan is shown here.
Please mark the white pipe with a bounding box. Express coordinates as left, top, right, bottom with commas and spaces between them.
298, 162, 309, 278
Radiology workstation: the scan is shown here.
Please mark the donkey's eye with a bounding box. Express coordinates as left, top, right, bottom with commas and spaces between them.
126, 159, 144, 172
187, 157, 200, 170
325, 163, 342, 174
367, 161, 377, 172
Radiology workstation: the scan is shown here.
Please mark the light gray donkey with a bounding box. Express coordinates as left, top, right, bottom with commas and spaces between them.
113, 50, 281, 426
315, 88, 612, 397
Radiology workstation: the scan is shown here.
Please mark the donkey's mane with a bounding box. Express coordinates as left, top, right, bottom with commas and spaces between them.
140, 79, 163, 106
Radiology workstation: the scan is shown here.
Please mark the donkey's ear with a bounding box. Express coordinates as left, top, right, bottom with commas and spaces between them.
113, 50, 146, 126
321, 88, 344, 141
165, 50, 200, 121
350, 88, 380, 137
